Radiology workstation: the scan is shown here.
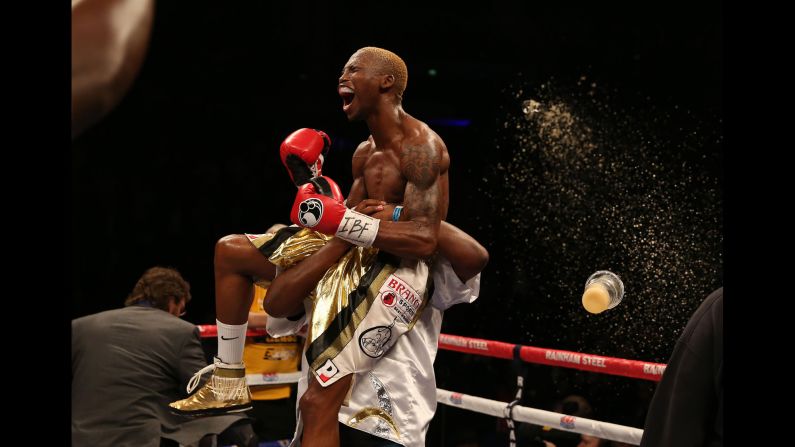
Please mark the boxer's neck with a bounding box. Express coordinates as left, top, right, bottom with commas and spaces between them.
367, 104, 408, 148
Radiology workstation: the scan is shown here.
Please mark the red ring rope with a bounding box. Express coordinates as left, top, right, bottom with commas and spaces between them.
197, 325, 666, 381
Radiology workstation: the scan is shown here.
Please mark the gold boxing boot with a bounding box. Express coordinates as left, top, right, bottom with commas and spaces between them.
169, 357, 252, 416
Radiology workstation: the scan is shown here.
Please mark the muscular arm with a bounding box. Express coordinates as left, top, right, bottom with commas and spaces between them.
263, 238, 352, 318
353, 142, 446, 260
266, 143, 370, 319
438, 222, 489, 282
266, 205, 485, 318
264, 200, 391, 318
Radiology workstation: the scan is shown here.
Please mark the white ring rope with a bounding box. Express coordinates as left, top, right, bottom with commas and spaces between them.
239, 373, 644, 445
437, 389, 643, 445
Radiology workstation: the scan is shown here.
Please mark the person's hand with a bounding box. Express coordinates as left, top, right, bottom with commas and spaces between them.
352, 199, 386, 216
352, 200, 405, 222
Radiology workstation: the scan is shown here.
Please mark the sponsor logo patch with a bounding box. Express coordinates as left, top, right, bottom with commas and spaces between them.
298, 198, 324, 227
316, 359, 339, 383
381, 291, 397, 307
380, 274, 422, 324
359, 323, 394, 358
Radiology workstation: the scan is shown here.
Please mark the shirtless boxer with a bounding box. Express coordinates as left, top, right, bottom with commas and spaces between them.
171, 47, 461, 447
281, 47, 451, 446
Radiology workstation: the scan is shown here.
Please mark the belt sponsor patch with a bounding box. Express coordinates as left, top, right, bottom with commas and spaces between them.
380, 291, 397, 307
298, 198, 324, 227
380, 274, 422, 324
358, 320, 396, 358
316, 359, 339, 383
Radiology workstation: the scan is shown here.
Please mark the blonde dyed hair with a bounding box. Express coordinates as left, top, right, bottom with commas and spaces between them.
355, 47, 408, 99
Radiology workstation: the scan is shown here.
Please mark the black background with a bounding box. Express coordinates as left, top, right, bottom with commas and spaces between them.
71, 1, 722, 444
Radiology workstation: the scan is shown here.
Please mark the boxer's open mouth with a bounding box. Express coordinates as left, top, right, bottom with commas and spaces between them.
339, 86, 355, 110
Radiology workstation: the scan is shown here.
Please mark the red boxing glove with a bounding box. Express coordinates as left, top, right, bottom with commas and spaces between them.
291, 176, 379, 247
280, 128, 331, 186
307, 175, 344, 202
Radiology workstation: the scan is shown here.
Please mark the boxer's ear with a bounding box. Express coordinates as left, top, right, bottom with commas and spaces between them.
380, 74, 395, 91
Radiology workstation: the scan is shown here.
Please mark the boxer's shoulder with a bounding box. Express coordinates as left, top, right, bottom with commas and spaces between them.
397, 139, 446, 183
353, 137, 375, 155
352, 139, 374, 176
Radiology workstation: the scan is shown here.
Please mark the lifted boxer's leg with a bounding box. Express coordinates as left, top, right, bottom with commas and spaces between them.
299, 374, 353, 447
170, 234, 277, 415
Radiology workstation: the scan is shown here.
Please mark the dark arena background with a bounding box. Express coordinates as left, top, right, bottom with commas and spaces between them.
71, 2, 722, 446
